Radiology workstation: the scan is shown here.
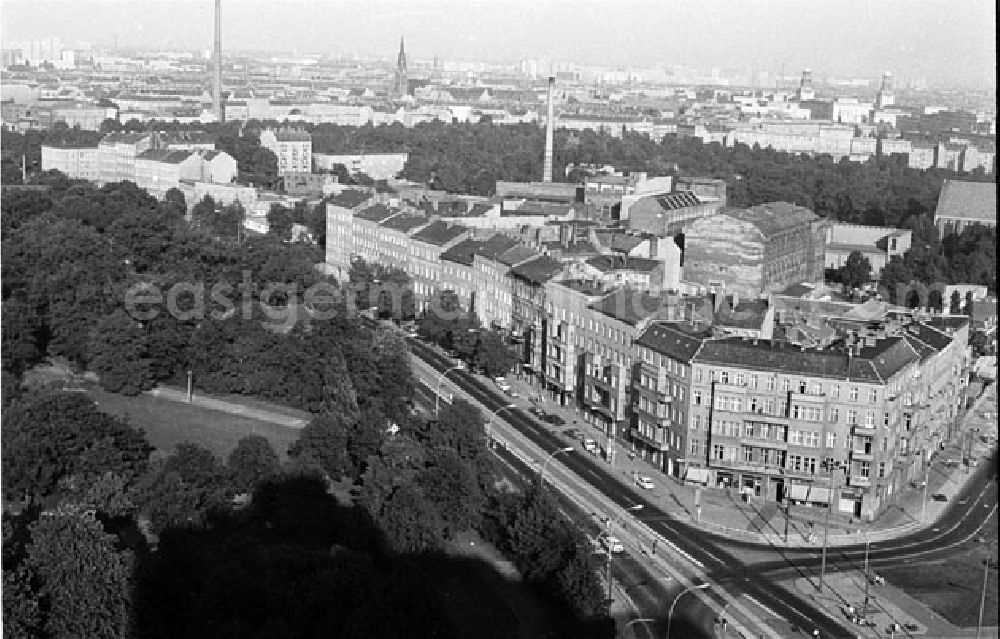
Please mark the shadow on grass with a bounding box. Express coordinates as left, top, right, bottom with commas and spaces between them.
131, 475, 614, 639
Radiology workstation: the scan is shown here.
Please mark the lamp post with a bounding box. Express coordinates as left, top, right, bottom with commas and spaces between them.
538, 446, 574, 486
920, 456, 930, 523
603, 504, 644, 615
818, 459, 844, 593
976, 539, 996, 639
666, 583, 710, 639
435, 363, 464, 415
620, 617, 655, 638
860, 529, 871, 619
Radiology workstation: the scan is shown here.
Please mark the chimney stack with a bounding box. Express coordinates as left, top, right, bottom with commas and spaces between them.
543, 76, 555, 182
213, 0, 223, 122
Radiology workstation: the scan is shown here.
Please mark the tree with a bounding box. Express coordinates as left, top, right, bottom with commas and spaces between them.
267, 204, 294, 241
416, 449, 484, 537
473, 329, 517, 377
1, 297, 44, 376
87, 309, 155, 395
838, 251, 872, 291
429, 399, 487, 464
26, 504, 132, 639
1, 391, 152, 503
227, 435, 280, 493
288, 413, 352, 481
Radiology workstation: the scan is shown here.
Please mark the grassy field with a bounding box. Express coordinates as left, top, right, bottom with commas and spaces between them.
89, 388, 301, 460
881, 513, 998, 628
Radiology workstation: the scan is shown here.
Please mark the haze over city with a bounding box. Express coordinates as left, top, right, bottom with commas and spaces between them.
1, 0, 996, 88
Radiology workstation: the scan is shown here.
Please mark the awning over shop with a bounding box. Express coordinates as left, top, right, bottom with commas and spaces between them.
809, 486, 831, 504
788, 484, 809, 502
684, 467, 710, 484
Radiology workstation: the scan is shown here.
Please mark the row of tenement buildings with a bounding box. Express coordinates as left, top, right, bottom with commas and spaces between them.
325, 182, 976, 522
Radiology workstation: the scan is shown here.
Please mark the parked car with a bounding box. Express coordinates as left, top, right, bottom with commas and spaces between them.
583, 438, 598, 454
635, 475, 655, 490
932, 493, 948, 502
600, 535, 624, 554
504, 388, 519, 398
563, 428, 582, 440
496, 381, 512, 393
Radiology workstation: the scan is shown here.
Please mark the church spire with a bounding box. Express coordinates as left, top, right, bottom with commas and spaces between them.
394, 36, 408, 98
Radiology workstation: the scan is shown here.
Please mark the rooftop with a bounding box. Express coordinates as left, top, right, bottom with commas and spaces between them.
585, 255, 661, 273
326, 189, 372, 209
136, 149, 195, 164
496, 244, 539, 267
725, 202, 820, 237
591, 289, 666, 326
934, 180, 997, 223
380, 214, 428, 233
509, 256, 564, 285
440, 238, 485, 266
635, 321, 711, 363
412, 220, 468, 246
355, 204, 396, 223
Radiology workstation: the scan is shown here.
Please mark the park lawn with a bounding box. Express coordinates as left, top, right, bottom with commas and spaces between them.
89, 388, 301, 460
880, 514, 998, 628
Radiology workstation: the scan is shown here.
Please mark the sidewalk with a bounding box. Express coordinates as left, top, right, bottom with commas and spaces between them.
146, 386, 309, 429
500, 370, 997, 549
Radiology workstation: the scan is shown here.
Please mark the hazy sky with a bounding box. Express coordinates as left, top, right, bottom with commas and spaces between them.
2, 0, 995, 87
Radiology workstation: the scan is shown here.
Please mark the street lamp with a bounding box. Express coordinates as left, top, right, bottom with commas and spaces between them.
977, 538, 996, 639
620, 617, 655, 638
666, 583, 710, 639
818, 459, 845, 593
920, 454, 930, 523
602, 504, 644, 615
538, 446, 574, 486
859, 529, 872, 619
435, 363, 464, 415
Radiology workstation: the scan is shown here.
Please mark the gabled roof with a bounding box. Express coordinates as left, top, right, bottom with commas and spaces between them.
509, 256, 564, 285
355, 204, 395, 223
934, 180, 997, 223
652, 191, 701, 211
724, 202, 820, 237
476, 234, 519, 261
496, 244, 539, 267
440, 239, 484, 266
136, 148, 195, 164
585, 255, 660, 273
380, 214, 428, 233
412, 220, 468, 246
327, 189, 372, 209
591, 290, 664, 326
635, 321, 711, 363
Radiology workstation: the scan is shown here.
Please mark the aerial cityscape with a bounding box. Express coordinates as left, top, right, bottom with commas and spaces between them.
0, 1, 996, 638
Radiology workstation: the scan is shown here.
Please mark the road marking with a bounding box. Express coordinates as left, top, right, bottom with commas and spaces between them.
745, 595, 782, 620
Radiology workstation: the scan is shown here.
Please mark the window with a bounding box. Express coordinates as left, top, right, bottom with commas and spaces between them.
712, 444, 725, 460
735, 373, 746, 386
690, 440, 701, 455
859, 461, 871, 478
864, 411, 875, 427
694, 414, 703, 429
750, 397, 759, 413
827, 432, 837, 448
803, 431, 819, 447
765, 398, 776, 415
743, 447, 754, 462
849, 387, 859, 401
780, 378, 790, 392
694, 391, 702, 405
744, 423, 755, 438
720, 370, 730, 384
765, 377, 775, 392
847, 409, 858, 425
829, 407, 840, 423
789, 430, 802, 445
868, 388, 878, 403
831, 385, 840, 399
748, 375, 758, 389
878, 462, 886, 478
695, 369, 703, 383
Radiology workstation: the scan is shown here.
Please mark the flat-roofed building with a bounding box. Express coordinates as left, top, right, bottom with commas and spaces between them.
40, 143, 100, 181
98, 132, 155, 184
259, 129, 312, 176
824, 224, 912, 278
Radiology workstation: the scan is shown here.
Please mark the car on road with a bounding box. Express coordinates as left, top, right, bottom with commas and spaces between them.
583, 438, 598, 454
504, 388, 519, 398
563, 428, 582, 440
635, 475, 655, 490
932, 493, 948, 502
496, 379, 512, 393
529, 408, 565, 426
600, 535, 624, 554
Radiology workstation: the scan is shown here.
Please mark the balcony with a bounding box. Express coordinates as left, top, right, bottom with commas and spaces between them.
630, 427, 669, 451
850, 450, 874, 462
849, 476, 872, 487
851, 425, 878, 437
709, 459, 786, 475
583, 395, 617, 419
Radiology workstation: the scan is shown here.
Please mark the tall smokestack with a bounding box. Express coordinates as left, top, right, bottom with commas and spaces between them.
543, 76, 554, 182
213, 0, 223, 122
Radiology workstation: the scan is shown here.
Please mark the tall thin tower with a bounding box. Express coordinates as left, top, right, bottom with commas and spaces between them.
394, 37, 408, 98
213, 0, 223, 122
543, 76, 555, 183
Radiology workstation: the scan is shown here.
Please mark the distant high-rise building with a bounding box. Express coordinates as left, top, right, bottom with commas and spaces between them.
797, 68, 815, 101
213, 0, 223, 122
393, 37, 408, 98
876, 71, 895, 108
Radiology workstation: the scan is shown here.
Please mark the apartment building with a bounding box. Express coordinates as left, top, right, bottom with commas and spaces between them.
259, 129, 312, 176
933, 180, 997, 236
375, 214, 429, 270
683, 203, 827, 298
469, 235, 521, 328
824, 223, 912, 278
40, 143, 100, 181
509, 256, 566, 379
440, 239, 485, 312
325, 189, 376, 282
352, 204, 398, 265
409, 221, 470, 311
98, 132, 155, 184
540, 280, 605, 406
134, 149, 204, 199
630, 314, 970, 521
